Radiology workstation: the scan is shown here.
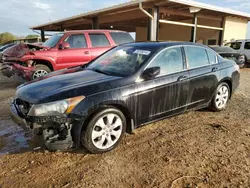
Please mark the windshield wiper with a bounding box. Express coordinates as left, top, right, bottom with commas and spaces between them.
90, 68, 110, 75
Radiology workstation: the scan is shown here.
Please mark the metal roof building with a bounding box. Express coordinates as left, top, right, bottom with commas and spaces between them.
31, 0, 250, 45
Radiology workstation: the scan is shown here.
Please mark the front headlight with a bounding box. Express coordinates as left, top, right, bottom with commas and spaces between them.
28, 96, 85, 116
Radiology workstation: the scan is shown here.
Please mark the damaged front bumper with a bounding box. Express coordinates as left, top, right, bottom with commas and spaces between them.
10, 101, 81, 151
10, 102, 29, 130
1, 62, 35, 81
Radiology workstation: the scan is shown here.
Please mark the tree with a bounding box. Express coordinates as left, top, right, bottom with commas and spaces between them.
26, 34, 39, 39
0, 32, 16, 44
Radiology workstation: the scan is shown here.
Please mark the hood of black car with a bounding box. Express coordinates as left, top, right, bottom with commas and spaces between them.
16, 69, 122, 104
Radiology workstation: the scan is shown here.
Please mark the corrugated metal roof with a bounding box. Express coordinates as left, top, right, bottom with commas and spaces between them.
169, 0, 250, 18
30, 0, 149, 29
30, 0, 250, 30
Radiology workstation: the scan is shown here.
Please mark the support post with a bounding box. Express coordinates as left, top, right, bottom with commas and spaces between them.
190, 13, 198, 43
92, 17, 99, 29
149, 6, 159, 41
153, 6, 159, 41
41, 30, 45, 42
147, 9, 152, 41
218, 17, 225, 45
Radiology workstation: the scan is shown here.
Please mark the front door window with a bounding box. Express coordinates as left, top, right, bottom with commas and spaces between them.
148, 47, 184, 75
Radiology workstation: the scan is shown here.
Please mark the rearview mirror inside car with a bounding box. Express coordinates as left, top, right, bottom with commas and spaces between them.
59, 42, 70, 50
141, 67, 160, 80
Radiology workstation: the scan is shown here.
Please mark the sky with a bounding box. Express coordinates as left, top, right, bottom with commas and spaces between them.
1, 0, 250, 37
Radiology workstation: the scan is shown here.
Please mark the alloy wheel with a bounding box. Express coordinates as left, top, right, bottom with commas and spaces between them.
32, 70, 48, 79
91, 113, 123, 150
215, 85, 229, 109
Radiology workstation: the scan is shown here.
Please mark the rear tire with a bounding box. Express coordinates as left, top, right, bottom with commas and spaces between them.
211, 82, 230, 112
32, 64, 51, 80
81, 108, 126, 154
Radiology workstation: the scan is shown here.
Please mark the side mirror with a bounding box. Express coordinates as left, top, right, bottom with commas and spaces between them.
59, 42, 70, 50
141, 67, 160, 80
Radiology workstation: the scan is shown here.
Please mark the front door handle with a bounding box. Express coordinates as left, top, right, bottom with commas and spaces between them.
178, 75, 188, 81
212, 67, 218, 72
84, 51, 90, 55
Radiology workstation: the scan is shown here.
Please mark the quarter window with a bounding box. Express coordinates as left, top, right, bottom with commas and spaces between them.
89, 33, 111, 47
206, 49, 217, 64
110, 32, 134, 45
185, 46, 209, 68
148, 47, 184, 75
65, 34, 87, 48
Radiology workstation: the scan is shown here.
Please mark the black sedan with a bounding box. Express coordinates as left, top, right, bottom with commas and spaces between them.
10, 42, 240, 153
210, 46, 245, 68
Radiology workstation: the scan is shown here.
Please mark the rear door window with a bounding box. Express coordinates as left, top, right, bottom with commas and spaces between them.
65, 34, 87, 48
244, 42, 250, 50
148, 47, 184, 75
89, 33, 111, 47
184, 46, 210, 68
110, 32, 134, 45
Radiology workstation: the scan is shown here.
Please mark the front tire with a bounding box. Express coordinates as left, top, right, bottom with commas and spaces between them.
81, 108, 126, 154
32, 64, 51, 80
211, 82, 230, 112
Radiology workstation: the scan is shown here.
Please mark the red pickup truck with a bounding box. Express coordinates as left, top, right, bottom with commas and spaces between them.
1, 30, 134, 80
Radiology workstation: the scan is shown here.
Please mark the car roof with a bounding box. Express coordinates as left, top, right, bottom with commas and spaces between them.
62, 30, 128, 34
122, 41, 208, 50
228, 39, 250, 42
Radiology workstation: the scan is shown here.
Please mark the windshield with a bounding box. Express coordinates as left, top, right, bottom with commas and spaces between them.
87, 46, 154, 77
43, 33, 64, 47
212, 46, 236, 53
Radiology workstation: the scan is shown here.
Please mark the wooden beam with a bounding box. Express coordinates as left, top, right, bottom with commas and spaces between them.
160, 7, 223, 21
159, 19, 223, 30
197, 24, 223, 30
64, 24, 92, 30
105, 8, 138, 16
101, 25, 135, 32
159, 19, 195, 27
99, 10, 146, 23
62, 20, 92, 28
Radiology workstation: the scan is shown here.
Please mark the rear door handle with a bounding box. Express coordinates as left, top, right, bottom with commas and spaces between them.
178, 75, 188, 81
212, 67, 218, 72
84, 51, 90, 55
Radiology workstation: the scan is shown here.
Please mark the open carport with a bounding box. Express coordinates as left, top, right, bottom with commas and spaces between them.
31, 0, 250, 45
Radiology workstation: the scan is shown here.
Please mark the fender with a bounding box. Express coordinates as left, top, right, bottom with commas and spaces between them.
19, 55, 57, 70
71, 99, 135, 148
209, 77, 232, 102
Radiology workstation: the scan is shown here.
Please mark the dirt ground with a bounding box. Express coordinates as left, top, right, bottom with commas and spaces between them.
0, 69, 250, 188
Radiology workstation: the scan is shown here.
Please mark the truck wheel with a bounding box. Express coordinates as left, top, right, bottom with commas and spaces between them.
32, 64, 51, 80
81, 108, 126, 154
